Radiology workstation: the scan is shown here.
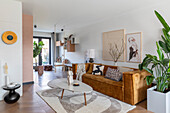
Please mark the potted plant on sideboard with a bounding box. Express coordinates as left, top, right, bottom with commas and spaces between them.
33, 41, 44, 71
139, 10, 170, 113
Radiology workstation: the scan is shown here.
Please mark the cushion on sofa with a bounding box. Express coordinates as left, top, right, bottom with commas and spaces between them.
92, 64, 104, 75
87, 63, 103, 74
103, 65, 118, 76
105, 67, 122, 81
82, 74, 123, 87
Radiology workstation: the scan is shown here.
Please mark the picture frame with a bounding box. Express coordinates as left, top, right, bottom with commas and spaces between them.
102, 29, 125, 62
126, 32, 142, 63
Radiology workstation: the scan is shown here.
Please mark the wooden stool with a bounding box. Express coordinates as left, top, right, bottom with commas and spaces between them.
38, 66, 44, 76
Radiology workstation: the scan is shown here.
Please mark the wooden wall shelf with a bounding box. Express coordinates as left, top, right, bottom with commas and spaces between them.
67, 40, 75, 52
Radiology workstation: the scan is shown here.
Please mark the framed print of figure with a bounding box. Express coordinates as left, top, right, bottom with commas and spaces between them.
126, 32, 142, 63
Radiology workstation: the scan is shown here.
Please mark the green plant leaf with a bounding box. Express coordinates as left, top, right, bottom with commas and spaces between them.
159, 40, 169, 53
138, 64, 143, 70
139, 56, 153, 70
161, 35, 167, 42
151, 64, 157, 69
155, 10, 170, 32
166, 42, 170, 52
162, 28, 170, 41
145, 75, 155, 85
146, 54, 158, 61
160, 82, 168, 92
162, 58, 170, 66
156, 42, 164, 61
143, 67, 153, 74
168, 61, 170, 73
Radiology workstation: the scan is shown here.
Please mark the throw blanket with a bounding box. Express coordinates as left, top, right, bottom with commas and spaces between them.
76, 63, 86, 81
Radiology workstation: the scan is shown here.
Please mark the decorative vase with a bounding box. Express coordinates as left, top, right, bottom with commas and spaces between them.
114, 62, 118, 66
67, 71, 73, 85
67, 75, 70, 85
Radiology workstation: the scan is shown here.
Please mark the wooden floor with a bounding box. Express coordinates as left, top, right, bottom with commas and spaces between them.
0, 69, 152, 113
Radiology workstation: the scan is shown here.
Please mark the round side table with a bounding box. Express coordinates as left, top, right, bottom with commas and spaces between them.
2, 84, 21, 104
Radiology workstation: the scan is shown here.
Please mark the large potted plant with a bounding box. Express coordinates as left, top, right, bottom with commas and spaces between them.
33, 41, 44, 71
139, 11, 170, 113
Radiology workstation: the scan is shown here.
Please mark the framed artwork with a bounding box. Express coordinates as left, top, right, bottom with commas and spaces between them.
126, 32, 142, 63
103, 29, 125, 62
2, 31, 17, 45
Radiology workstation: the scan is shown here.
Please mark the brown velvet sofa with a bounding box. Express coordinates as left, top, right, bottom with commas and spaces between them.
72, 63, 150, 105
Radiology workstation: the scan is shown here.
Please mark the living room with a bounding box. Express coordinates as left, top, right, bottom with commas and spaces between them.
0, 0, 170, 113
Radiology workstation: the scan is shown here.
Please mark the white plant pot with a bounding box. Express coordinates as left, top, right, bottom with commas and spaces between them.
147, 86, 170, 113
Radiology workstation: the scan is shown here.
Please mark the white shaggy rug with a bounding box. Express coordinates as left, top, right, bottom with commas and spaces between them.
37, 88, 136, 113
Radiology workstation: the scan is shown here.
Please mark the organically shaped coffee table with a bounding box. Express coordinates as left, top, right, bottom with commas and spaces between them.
48, 78, 93, 106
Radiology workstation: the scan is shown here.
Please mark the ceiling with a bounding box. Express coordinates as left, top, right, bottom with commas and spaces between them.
15, 0, 162, 32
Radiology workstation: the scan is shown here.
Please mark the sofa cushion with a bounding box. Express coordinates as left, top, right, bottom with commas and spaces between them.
92, 64, 104, 75
103, 65, 118, 76
83, 74, 123, 87
105, 67, 122, 81
86, 63, 102, 74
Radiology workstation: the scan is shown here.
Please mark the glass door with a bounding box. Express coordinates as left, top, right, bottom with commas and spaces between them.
33, 37, 51, 66
41, 39, 50, 65
33, 38, 39, 66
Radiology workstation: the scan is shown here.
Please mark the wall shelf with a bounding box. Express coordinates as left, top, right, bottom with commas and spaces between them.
67, 40, 75, 52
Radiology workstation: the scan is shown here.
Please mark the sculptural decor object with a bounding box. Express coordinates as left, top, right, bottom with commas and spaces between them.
2, 31, 17, 45
67, 70, 73, 85
3, 84, 21, 104
4, 63, 8, 74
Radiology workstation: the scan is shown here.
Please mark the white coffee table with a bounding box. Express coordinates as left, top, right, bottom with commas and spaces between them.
48, 78, 93, 106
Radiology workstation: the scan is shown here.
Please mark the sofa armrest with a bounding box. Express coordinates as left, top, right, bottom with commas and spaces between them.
123, 70, 151, 105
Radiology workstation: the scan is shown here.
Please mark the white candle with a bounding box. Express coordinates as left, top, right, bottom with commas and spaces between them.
5, 75, 9, 85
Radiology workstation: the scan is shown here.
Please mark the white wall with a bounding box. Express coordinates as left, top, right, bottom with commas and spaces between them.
0, 0, 22, 100
65, 2, 170, 68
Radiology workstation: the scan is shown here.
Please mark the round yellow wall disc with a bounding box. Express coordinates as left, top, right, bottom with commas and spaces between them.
2, 31, 17, 45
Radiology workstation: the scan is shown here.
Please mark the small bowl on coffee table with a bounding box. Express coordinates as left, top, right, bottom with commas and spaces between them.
73, 83, 79, 86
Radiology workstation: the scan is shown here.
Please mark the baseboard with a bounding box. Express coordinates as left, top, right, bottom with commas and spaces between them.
23, 81, 34, 85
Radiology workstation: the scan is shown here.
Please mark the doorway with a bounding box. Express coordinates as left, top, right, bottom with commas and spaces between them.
33, 36, 51, 66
